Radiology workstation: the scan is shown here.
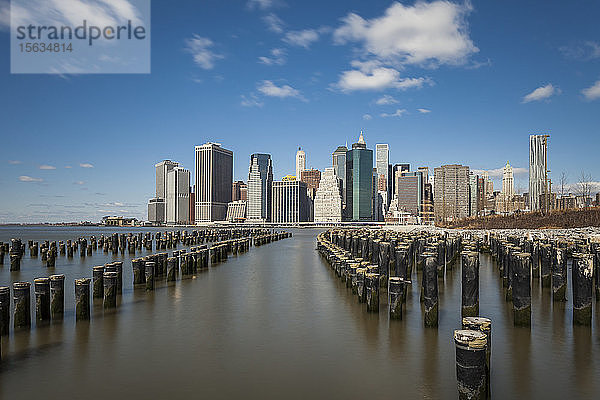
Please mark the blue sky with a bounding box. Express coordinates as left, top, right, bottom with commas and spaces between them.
0, 0, 599, 223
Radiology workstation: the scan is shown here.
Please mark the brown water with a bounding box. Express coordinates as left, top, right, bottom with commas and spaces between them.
0, 227, 599, 399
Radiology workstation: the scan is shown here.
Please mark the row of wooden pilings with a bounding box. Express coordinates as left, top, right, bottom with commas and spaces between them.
0, 230, 292, 363
0, 228, 275, 270
316, 228, 492, 399
486, 232, 599, 326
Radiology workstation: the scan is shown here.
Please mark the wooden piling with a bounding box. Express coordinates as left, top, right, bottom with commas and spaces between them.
13, 282, 31, 329
461, 251, 480, 318
34, 277, 51, 323
49, 274, 65, 320
572, 253, 593, 325
75, 278, 91, 321
103, 271, 118, 309
454, 329, 488, 400
423, 255, 439, 327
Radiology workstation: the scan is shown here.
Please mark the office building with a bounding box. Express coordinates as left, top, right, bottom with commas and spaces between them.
295, 147, 306, 181
529, 134, 548, 211
301, 168, 321, 199
346, 131, 373, 221
469, 173, 478, 217
391, 163, 410, 198
247, 154, 273, 222
332, 146, 348, 208
396, 171, 424, 217
314, 167, 342, 223
148, 198, 166, 224
148, 160, 179, 224
195, 142, 233, 223
272, 180, 310, 223
189, 187, 195, 224
226, 200, 247, 222
166, 166, 190, 225
232, 181, 248, 202
433, 164, 470, 224
376, 144, 389, 204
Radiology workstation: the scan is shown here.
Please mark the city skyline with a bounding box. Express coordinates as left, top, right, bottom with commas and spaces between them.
1, 0, 600, 223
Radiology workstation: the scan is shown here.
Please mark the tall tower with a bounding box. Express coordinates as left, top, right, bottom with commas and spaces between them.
529, 135, 548, 211
346, 131, 373, 221
166, 167, 190, 225
502, 161, 514, 198
194, 142, 233, 223
332, 145, 348, 208
247, 153, 273, 222
295, 147, 306, 181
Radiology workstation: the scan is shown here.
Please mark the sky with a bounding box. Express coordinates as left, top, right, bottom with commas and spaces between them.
0, 0, 599, 223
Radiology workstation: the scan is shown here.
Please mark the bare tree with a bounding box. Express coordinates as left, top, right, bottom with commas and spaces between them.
577, 171, 593, 208
559, 172, 568, 197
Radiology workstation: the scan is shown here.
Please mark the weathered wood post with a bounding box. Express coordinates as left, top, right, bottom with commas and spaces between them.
103, 271, 118, 309
75, 278, 91, 321
454, 330, 488, 400
463, 317, 492, 398
378, 242, 390, 287
167, 257, 177, 282
145, 261, 155, 291
461, 251, 480, 318
388, 277, 407, 320
132, 258, 145, 285
365, 273, 380, 312
13, 282, 31, 329
0, 286, 9, 335
356, 267, 367, 303
513, 253, 531, 326
540, 244, 552, 287
423, 255, 439, 327
552, 247, 567, 301
49, 274, 65, 320
93, 266, 104, 299
572, 253, 593, 325
34, 277, 51, 323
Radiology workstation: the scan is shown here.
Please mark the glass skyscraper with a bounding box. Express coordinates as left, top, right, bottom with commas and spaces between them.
346, 131, 373, 221
247, 153, 273, 222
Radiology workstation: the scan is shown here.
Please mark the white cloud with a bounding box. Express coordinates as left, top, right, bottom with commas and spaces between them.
74, 181, 85, 185
185, 35, 224, 70
417, 108, 431, 113
263, 13, 284, 33
522, 84, 560, 103
39, 165, 56, 170
336, 66, 428, 92
64, 165, 72, 169
582, 80, 600, 101
8, 160, 22, 165
472, 166, 528, 178
380, 108, 407, 118
257, 80, 306, 100
247, 0, 275, 10
80, 163, 94, 168
258, 48, 286, 65
283, 29, 319, 49
375, 94, 399, 105
19, 176, 43, 182
2, 0, 143, 31
333, 1, 477, 66
240, 94, 264, 108
559, 41, 600, 60
362, 114, 373, 120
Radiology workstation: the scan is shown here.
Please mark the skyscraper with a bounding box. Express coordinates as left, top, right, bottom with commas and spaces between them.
247, 153, 273, 222
346, 131, 373, 221
155, 160, 179, 199
195, 142, 233, 223
396, 171, 424, 216
376, 143, 389, 202
529, 134, 548, 211
295, 147, 306, 181
332, 145, 348, 210
502, 161, 514, 198
433, 164, 470, 224
232, 181, 248, 202
314, 167, 342, 223
148, 160, 179, 224
300, 168, 321, 199
166, 166, 190, 225
272, 180, 310, 223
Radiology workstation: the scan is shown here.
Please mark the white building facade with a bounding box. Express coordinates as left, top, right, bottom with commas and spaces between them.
314, 167, 342, 222
166, 167, 190, 224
